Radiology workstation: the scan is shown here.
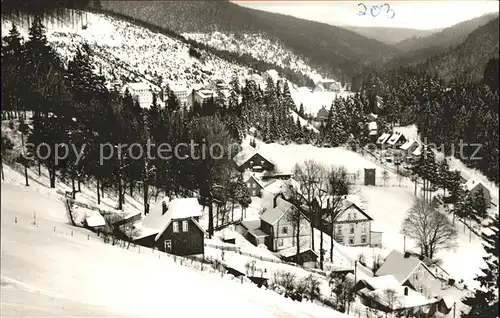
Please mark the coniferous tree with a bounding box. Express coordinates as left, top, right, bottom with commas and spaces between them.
462, 215, 499, 317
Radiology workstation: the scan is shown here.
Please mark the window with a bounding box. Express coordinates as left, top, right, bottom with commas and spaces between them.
337, 236, 344, 244
282, 226, 288, 234
247, 182, 251, 188
164, 240, 172, 252
173, 221, 179, 233
350, 225, 355, 234
336, 225, 342, 233
162, 201, 167, 215
361, 224, 366, 233
361, 235, 367, 244
261, 161, 265, 165
349, 237, 355, 245
182, 220, 189, 232
278, 239, 284, 247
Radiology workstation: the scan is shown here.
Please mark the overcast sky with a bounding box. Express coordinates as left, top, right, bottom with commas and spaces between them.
232, 1, 499, 30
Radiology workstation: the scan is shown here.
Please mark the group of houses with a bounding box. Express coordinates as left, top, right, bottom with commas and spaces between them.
352, 250, 456, 316
119, 68, 292, 110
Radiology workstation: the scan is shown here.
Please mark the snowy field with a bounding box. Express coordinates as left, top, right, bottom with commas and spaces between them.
1, 182, 348, 318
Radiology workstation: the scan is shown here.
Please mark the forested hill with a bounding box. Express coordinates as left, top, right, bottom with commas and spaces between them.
395, 12, 498, 53
98, 0, 398, 82
385, 12, 499, 70
418, 17, 499, 84
343, 26, 439, 45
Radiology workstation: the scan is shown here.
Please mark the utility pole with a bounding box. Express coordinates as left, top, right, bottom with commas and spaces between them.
354, 260, 357, 287
403, 235, 406, 253
453, 302, 456, 318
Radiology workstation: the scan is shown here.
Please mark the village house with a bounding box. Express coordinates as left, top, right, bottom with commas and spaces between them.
233, 146, 275, 172
386, 132, 407, 148
133, 197, 205, 256
207, 77, 230, 91
278, 244, 318, 268
235, 220, 269, 247
260, 193, 311, 252
354, 275, 437, 316
313, 195, 374, 247
168, 84, 190, 108
121, 82, 159, 109
245, 174, 265, 197
368, 121, 378, 142
375, 250, 442, 299
399, 139, 420, 162
376, 132, 391, 148
464, 179, 492, 208
313, 80, 341, 92
315, 106, 329, 122
186, 89, 215, 109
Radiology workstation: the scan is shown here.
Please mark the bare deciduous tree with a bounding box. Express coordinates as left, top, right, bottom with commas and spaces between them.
402, 197, 458, 259
325, 166, 351, 263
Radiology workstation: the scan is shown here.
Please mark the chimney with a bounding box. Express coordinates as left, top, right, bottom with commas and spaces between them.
404, 287, 409, 296
273, 194, 279, 208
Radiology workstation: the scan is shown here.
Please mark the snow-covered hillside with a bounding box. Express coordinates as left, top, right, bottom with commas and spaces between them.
183, 32, 324, 83
1, 11, 250, 89
1, 181, 347, 318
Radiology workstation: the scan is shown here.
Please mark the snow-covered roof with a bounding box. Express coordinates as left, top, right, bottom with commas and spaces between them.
197, 89, 214, 99
278, 244, 318, 258
412, 145, 423, 156
362, 275, 402, 290
260, 196, 296, 226
247, 228, 269, 238
123, 82, 154, 92
240, 220, 261, 231
375, 250, 434, 284
85, 211, 106, 228
387, 132, 405, 145
246, 175, 264, 189
233, 147, 257, 167
368, 121, 378, 131
376, 133, 391, 144
152, 198, 204, 241
400, 139, 419, 151
464, 179, 488, 193
363, 286, 434, 309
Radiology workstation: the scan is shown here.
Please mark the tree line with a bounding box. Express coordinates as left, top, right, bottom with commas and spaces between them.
354, 62, 499, 184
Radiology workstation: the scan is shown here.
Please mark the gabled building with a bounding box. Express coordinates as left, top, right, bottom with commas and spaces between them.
121, 82, 159, 109
386, 132, 407, 148
260, 193, 311, 252
245, 174, 265, 197
375, 250, 442, 299
316, 106, 329, 122
186, 89, 215, 109
314, 80, 341, 92
464, 179, 491, 208
399, 139, 420, 160
232, 146, 275, 172
168, 84, 190, 108
313, 195, 374, 247
376, 132, 391, 147
133, 197, 205, 256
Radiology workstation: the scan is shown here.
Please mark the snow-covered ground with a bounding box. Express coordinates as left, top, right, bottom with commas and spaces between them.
2, 11, 250, 90
1, 181, 348, 318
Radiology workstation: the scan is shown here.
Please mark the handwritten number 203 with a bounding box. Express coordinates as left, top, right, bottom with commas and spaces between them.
358, 3, 395, 19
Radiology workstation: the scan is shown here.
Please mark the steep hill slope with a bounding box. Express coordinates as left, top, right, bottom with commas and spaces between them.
343, 26, 439, 45
99, 0, 398, 82
418, 17, 499, 84
395, 12, 498, 53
